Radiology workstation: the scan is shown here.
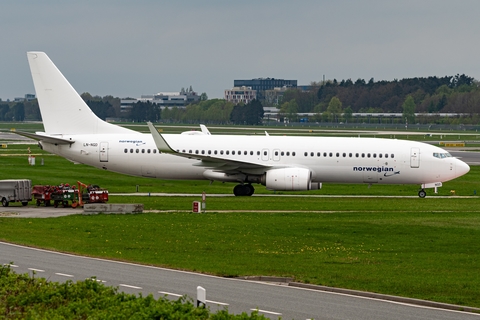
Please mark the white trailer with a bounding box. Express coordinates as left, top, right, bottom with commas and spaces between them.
0, 179, 32, 207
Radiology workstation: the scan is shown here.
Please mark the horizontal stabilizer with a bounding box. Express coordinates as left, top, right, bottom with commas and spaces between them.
13, 131, 74, 145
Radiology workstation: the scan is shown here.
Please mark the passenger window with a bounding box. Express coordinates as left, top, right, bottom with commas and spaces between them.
323, 152, 327, 157
367, 153, 371, 158
257, 151, 260, 156
147, 149, 151, 154
292, 152, 296, 156
220, 150, 224, 155
275, 151, 279, 156
281, 151, 285, 156
317, 152, 321, 157
286, 152, 290, 156
379, 153, 382, 158
136, 149, 139, 153
130, 149, 133, 153
214, 150, 218, 155
124, 148, 128, 153
361, 153, 365, 158
355, 153, 359, 157
329, 152, 333, 157
336, 153, 340, 157
304, 152, 308, 157
226, 151, 229, 155
391, 154, 394, 158
153, 149, 157, 154
349, 153, 352, 157
343, 153, 346, 157
385, 154, 388, 158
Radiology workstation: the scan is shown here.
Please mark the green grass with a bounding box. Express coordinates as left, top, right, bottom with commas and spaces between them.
1, 129, 480, 308
1, 211, 479, 307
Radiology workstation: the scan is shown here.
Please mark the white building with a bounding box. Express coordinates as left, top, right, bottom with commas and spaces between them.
224, 86, 256, 104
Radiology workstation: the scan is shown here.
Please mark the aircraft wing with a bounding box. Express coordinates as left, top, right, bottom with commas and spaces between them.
13, 131, 74, 145
147, 122, 270, 172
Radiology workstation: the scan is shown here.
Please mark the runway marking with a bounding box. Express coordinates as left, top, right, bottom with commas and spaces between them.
28, 268, 45, 272
252, 308, 282, 316
55, 273, 74, 277
120, 284, 142, 290
3, 263, 18, 267
206, 299, 229, 306
158, 291, 183, 297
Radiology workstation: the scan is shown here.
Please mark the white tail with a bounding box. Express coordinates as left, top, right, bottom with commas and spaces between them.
27, 52, 134, 135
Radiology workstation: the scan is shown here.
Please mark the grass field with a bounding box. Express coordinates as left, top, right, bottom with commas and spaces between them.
1, 128, 480, 308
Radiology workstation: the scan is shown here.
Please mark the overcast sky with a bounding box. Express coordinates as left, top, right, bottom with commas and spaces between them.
1, 1, 480, 100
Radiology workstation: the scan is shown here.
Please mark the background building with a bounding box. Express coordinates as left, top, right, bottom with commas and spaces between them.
233, 78, 297, 102
224, 86, 256, 104
120, 89, 200, 113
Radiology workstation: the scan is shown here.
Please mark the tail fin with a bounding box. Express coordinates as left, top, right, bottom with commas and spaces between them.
27, 52, 135, 135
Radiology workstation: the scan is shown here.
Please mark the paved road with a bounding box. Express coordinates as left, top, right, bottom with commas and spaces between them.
1, 241, 479, 319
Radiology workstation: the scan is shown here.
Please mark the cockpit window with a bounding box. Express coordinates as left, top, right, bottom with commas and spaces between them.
433, 152, 452, 159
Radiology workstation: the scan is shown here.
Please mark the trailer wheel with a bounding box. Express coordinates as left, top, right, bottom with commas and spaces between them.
1, 198, 8, 207
36, 199, 41, 206
22, 202, 28, 206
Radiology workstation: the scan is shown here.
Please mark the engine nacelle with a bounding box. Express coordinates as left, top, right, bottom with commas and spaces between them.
262, 167, 320, 191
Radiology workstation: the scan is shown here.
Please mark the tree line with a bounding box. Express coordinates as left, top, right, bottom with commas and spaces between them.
1, 74, 479, 125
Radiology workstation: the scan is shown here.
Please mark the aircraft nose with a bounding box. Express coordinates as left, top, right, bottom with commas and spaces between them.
456, 159, 470, 177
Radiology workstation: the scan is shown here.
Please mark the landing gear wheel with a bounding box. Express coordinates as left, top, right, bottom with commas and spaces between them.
418, 189, 426, 198
233, 184, 255, 196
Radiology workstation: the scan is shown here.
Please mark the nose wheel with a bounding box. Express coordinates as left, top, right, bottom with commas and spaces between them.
418, 189, 426, 198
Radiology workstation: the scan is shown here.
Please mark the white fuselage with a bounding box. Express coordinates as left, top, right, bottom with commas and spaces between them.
41, 132, 467, 186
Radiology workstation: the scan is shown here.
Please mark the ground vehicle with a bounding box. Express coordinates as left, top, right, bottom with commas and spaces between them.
0, 179, 32, 207
32, 182, 108, 208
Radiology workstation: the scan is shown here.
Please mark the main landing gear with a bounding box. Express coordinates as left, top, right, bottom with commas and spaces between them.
418, 189, 427, 198
233, 184, 255, 196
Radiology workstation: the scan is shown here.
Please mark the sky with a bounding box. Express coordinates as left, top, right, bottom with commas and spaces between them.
1, 0, 480, 100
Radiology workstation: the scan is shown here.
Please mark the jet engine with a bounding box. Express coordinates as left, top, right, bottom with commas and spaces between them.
262, 167, 320, 191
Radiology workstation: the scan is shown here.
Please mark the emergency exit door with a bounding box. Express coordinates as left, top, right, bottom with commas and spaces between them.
99, 142, 108, 162
410, 147, 420, 168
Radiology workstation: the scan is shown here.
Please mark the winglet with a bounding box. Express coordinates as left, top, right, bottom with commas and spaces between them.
200, 124, 211, 135
147, 122, 176, 153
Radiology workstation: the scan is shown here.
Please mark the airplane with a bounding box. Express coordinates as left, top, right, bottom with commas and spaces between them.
21, 51, 470, 198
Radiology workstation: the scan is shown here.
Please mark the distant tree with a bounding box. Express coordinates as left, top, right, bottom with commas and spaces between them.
327, 96, 343, 122
13, 103, 25, 121
0, 104, 9, 121
230, 99, 264, 125
200, 93, 208, 101
402, 95, 416, 125
343, 106, 353, 123
86, 100, 115, 120
279, 99, 299, 122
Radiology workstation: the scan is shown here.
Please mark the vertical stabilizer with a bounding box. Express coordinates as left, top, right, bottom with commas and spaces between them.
27, 52, 135, 135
